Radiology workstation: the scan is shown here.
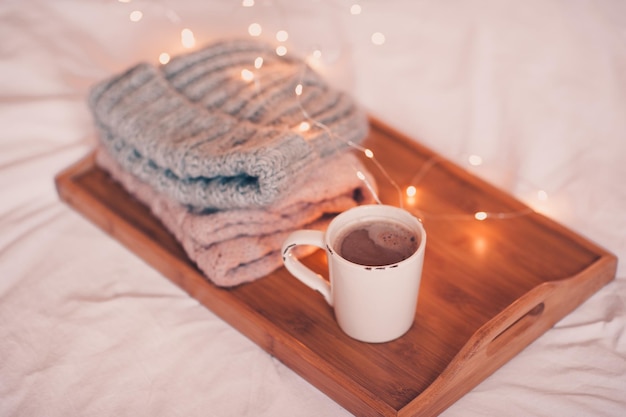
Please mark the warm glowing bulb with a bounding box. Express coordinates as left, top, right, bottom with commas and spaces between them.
371, 32, 386, 45
468, 154, 483, 166
356, 171, 366, 181
537, 190, 548, 201
181, 28, 195, 48
406, 186, 417, 197
295, 84, 303, 96
158, 52, 170, 64
118, 0, 131, 3
306, 50, 323, 70
248, 23, 262, 37
254, 56, 263, 69
276, 45, 287, 56
364, 148, 374, 158
298, 121, 311, 132
350, 4, 362, 15
129, 10, 143, 22
474, 211, 488, 221
241, 69, 254, 82
242, 0, 254, 6
276, 30, 289, 42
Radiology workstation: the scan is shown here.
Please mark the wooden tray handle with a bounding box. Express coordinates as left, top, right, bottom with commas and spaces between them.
485, 300, 545, 357
408, 256, 616, 417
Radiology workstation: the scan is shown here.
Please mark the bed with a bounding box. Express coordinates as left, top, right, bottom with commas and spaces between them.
1, 1, 624, 416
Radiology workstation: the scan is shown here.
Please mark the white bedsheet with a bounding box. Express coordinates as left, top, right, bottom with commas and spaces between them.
1, 1, 624, 416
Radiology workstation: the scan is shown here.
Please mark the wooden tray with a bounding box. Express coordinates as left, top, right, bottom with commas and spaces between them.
55, 119, 617, 417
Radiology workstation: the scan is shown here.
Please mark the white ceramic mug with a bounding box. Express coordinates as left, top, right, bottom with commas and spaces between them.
281, 204, 427, 343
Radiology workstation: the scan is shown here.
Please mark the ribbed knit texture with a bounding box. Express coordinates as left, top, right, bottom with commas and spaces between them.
89, 38, 369, 211
95, 146, 377, 287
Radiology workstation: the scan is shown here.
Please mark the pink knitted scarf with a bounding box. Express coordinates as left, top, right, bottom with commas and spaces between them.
96, 146, 377, 287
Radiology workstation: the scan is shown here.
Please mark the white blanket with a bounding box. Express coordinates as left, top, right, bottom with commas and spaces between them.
1, 1, 624, 416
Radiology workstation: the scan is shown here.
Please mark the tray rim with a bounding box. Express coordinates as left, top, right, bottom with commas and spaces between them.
54, 117, 618, 417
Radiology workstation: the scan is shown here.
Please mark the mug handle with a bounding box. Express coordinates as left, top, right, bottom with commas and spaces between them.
281, 230, 332, 305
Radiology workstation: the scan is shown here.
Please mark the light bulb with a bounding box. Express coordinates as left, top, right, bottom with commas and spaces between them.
474, 211, 488, 221
181, 28, 195, 48
468, 154, 483, 166
248, 23, 262, 37
537, 190, 548, 201
158, 52, 170, 65
241, 69, 254, 82
129, 10, 142, 22
276, 30, 289, 42
371, 32, 386, 45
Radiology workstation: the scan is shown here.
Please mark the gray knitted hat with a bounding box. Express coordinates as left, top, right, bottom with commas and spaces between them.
89, 38, 369, 211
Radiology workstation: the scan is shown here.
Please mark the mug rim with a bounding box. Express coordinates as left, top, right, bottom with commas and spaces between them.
325, 204, 426, 269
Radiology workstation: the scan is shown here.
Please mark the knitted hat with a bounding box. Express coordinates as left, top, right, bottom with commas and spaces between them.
89, 38, 369, 211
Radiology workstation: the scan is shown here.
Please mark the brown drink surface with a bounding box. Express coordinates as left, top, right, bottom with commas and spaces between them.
337, 220, 418, 266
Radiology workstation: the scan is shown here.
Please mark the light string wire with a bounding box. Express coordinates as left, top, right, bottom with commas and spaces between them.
119, 0, 543, 222
405, 154, 536, 221
290, 61, 536, 222
292, 61, 393, 207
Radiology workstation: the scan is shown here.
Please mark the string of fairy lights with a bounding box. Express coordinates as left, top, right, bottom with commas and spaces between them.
114, 0, 550, 223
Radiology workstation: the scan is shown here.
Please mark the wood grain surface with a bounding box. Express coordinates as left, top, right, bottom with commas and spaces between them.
55, 119, 617, 417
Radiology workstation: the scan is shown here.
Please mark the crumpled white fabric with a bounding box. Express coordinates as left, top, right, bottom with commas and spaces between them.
0, 1, 624, 417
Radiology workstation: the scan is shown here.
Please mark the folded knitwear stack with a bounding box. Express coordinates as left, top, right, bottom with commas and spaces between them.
89, 38, 377, 287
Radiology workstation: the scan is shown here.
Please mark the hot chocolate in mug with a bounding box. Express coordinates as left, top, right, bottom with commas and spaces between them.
281, 204, 427, 343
